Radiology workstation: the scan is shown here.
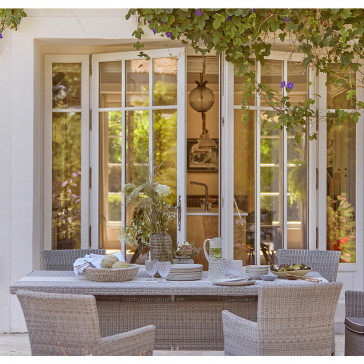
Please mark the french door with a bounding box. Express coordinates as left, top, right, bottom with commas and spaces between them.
90, 48, 186, 258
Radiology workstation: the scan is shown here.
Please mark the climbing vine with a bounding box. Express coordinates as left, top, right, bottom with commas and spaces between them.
0, 9, 26, 38
126, 8, 364, 142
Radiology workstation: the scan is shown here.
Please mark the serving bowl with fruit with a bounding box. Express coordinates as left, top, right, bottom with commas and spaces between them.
83, 255, 139, 282
270, 264, 311, 278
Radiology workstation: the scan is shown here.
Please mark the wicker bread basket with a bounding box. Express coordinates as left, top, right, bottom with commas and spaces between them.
83, 264, 139, 282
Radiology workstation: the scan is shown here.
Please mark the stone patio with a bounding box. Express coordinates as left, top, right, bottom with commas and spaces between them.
0, 333, 345, 356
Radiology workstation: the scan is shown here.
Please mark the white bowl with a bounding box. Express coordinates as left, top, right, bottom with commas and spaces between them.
260, 274, 278, 281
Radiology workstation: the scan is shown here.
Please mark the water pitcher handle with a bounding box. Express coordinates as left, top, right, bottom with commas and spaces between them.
203, 238, 210, 261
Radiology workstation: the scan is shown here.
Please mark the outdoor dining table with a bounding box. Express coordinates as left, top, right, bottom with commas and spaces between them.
10, 268, 327, 351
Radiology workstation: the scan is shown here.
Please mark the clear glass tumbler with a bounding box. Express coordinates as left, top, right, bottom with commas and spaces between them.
229, 260, 243, 278
145, 260, 158, 280
157, 261, 171, 283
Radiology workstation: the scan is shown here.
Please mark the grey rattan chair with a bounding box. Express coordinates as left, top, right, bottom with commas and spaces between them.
42, 249, 106, 270
277, 249, 341, 282
222, 282, 342, 356
277, 249, 341, 354
345, 290, 364, 356
17, 290, 155, 356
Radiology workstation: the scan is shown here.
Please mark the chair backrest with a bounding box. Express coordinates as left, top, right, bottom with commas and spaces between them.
345, 290, 364, 317
257, 282, 342, 356
277, 249, 341, 282
17, 290, 101, 356
42, 249, 106, 270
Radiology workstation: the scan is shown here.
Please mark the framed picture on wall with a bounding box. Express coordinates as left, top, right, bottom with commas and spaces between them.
187, 138, 219, 172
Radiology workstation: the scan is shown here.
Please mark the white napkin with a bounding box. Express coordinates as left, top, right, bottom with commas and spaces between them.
73, 251, 125, 276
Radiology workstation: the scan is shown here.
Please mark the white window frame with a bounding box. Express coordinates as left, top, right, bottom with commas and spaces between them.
91, 48, 186, 252
43, 55, 90, 250
222, 51, 316, 262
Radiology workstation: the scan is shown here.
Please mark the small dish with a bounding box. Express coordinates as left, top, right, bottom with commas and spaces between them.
212, 279, 256, 286
260, 274, 277, 281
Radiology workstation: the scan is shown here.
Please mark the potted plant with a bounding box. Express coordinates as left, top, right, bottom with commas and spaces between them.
174, 241, 202, 261
121, 181, 176, 262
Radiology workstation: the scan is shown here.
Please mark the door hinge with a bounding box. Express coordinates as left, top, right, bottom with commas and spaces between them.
177, 195, 182, 232
89, 110, 92, 131
89, 226, 92, 248
316, 168, 318, 190
222, 117, 225, 127
89, 167, 92, 189
89, 54, 92, 76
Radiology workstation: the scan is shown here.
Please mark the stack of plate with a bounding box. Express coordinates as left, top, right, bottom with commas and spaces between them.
166, 264, 203, 281
246, 265, 269, 280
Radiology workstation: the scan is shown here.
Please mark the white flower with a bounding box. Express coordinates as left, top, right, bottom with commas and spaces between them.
155, 183, 171, 196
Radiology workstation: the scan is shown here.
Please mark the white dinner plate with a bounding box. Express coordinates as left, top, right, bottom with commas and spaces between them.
166, 276, 202, 281
212, 279, 256, 286
170, 264, 203, 270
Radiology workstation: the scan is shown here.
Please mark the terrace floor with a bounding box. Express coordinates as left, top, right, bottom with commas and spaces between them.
0, 333, 345, 356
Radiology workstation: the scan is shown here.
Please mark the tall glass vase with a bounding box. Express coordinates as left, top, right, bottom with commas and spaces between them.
150, 233, 173, 262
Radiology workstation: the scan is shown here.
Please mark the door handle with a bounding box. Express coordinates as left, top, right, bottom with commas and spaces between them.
177, 195, 182, 232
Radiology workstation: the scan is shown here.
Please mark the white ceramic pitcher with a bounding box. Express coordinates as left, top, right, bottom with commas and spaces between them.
203, 237, 224, 280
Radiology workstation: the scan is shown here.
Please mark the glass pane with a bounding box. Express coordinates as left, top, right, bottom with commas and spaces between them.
126, 60, 149, 107
234, 63, 255, 106
52, 63, 81, 109
99, 111, 122, 249
287, 62, 308, 106
260, 60, 283, 107
287, 126, 308, 249
260, 111, 282, 264
125, 110, 150, 263
153, 58, 177, 106
52, 112, 81, 250
234, 110, 255, 264
186, 55, 220, 270
327, 115, 356, 263
154, 109, 178, 247
327, 65, 356, 109
99, 61, 121, 108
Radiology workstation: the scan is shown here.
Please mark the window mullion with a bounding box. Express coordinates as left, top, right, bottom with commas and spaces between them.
255, 61, 261, 265
121, 59, 126, 255
149, 58, 154, 182
282, 61, 288, 249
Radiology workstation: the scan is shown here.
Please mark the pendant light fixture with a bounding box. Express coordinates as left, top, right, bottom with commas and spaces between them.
189, 57, 217, 150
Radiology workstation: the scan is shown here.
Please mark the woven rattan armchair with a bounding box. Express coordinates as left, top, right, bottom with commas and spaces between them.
277, 249, 341, 282
41, 249, 106, 270
222, 282, 342, 356
17, 290, 155, 356
345, 290, 364, 356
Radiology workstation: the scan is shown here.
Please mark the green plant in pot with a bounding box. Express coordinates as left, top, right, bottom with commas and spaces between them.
121, 180, 176, 263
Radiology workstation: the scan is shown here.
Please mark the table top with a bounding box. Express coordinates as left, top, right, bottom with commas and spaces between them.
9, 268, 328, 297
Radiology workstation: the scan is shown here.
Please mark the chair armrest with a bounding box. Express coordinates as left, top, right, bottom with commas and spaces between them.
99, 325, 155, 356
222, 310, 259, 356
346, 291, 364, 318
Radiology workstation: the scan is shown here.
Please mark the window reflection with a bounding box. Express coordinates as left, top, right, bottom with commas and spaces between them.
327, 116, 356, 262
52, 63, 81, 109
52, 112, 81, 250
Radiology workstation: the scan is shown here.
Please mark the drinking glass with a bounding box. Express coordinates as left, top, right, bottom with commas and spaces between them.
230, 260, 243, 278
145, 260, 158, 281
157, 261, 171, 283
223, 259, 233, 277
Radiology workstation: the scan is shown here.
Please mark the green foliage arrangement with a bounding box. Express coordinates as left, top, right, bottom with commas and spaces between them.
121, 180, 176, 248
126, 8, 364, 142
0, 9, 26, 37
